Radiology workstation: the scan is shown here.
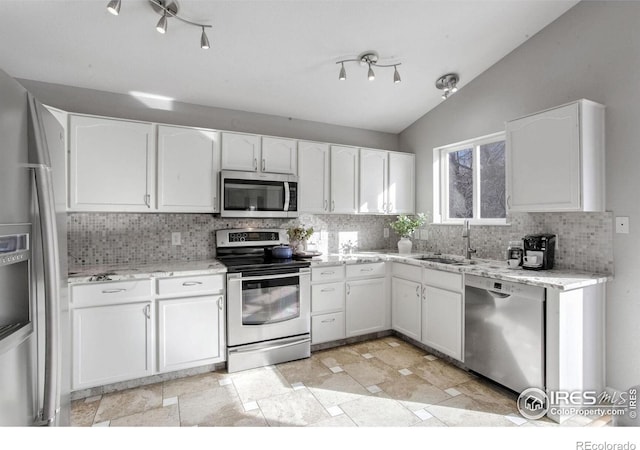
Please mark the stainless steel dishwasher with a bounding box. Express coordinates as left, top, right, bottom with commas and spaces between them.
464, 274, 545, 394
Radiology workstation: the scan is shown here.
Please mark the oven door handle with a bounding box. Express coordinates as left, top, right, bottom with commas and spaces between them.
231, 337, 311, 354
230, 272, 305, 282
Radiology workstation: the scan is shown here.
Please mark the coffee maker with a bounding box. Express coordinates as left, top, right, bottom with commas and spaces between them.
522, 234, 556, 270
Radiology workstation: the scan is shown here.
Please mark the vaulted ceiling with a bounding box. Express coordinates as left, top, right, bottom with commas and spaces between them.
0, 0, 578, 133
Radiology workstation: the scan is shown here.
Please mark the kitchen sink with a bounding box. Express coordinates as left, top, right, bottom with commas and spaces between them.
413, 256, 477, 265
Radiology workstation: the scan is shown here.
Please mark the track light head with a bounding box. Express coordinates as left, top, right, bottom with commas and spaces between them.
339, 63, 346, 81
393, 66, 401, 84
367, 64, 375, 81
436, 73, 459, 100
200, 27, 210, 49
107, 0, 121, 15
156, 13, 168, 34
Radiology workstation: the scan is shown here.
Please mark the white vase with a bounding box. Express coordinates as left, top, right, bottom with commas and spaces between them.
397, 237, 412, 254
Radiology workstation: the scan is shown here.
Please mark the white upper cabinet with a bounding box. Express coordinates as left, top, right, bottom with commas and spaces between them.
359, 149, 415, 214
69, 115, 155, 211
220, 132, 260, 171
157, 125, 220, 213
388, 152, 415, 214
330, 146, 359, 214
506, 99, 605, 212
221, 133, 297, 174
298, 141, 330, 213
261, 137, 298, 174
359, 148, 388, 214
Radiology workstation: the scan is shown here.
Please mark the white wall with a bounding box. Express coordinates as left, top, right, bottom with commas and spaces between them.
399, 1, 640, 392
18, 79, 399, 152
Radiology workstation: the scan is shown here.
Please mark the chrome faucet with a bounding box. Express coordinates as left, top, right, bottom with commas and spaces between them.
463, 219, 476, 259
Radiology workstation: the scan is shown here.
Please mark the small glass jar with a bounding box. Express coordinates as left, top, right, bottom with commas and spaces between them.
507, 240, 523, 264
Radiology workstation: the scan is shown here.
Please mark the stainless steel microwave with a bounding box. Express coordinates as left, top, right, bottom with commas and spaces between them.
220, 171, 299, 218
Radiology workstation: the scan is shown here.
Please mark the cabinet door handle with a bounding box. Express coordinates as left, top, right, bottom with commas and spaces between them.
182, 281, 203, 286
422, 286, 426, 299
382, 202, 387, 212
262, 159, 266, 171
144, 304, 151, 319
346, 284, 350, 295
320, 287, 335, 293
321, 271, 335, 275
217, 296, 223, 310
101, 289, 126, 294
144, 194, 151, 208
388, 202, 393, 213
507, 195, 512, 209
321, 318, 336, 323
254, 158, 258, 171
416, 285, 420, 297
331, 200, 335, 212
324, 199, 328, 211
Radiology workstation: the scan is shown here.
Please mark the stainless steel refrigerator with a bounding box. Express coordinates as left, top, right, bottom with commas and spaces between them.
0, 67, 70, 426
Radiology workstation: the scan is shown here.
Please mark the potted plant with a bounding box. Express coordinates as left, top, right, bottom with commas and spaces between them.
389, 213, 427, 254
287, 226, 314, 253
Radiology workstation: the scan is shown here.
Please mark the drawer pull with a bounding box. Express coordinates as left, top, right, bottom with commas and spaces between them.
101, 289, 126, 294
320, 288, 335, 293
182, 281, 203, 286
360, 268, 373, 272
321, 271, 335, 275
321, 318, 336, 323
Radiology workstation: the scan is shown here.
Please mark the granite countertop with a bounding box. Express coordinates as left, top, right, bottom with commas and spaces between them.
67, 251, 611, 291
308, 251, 612, 291
68, 259, 227, 284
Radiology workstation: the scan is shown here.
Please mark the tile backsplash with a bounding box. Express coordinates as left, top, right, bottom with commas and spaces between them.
67, 213, 395, 270
414, 212, 614, 274
68, 211, 613, 275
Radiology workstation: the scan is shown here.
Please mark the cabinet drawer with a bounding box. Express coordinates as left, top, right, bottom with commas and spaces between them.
346, 262, 386, 279
312, 312, 345, 344
391, 263, 422, 282
311, 265, 344, 283
422, 268, 462, 292
156, 274, 224, 297
311, 282, 344, 313
71, 279, 152, 308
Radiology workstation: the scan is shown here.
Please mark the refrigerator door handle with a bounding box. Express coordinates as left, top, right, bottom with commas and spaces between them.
29, 163, 61, 426
28, 94, 61, 426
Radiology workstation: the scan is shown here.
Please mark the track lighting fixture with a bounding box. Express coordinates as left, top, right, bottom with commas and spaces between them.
336, 51, 402, 84
107, 0, 121, 15
436, 73, 459, 100
106, 0, 212, 49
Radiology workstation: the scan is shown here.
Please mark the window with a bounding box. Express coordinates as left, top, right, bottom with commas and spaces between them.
433, 132, 506, 224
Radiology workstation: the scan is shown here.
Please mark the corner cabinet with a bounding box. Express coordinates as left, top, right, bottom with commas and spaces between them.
69, 115, 155, 211
359, 149, 415, 214
157, 125, 220, 213
506, 99, 605, 212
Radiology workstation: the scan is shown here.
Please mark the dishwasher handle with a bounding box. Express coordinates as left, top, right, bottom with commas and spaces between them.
487, 290, 511, 299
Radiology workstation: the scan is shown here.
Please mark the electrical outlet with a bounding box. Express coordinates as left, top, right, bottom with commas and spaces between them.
171, 232, 181, 246
616, 216, 630, 234
383, 228, 389, 238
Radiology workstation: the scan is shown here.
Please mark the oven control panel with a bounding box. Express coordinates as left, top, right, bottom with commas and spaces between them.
217, 229, 286, 247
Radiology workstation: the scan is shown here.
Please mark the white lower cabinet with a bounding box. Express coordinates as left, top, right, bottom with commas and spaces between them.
310, 266, 345, 344
157, 295, 224, 372
421, 286, 463, 360
72, 301, 153, 390
71, 274, 226, 390
346, 265, 389, 337
391, 277, 422, 341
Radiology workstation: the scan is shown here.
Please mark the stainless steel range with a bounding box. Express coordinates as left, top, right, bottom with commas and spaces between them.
216, 229, 311, 373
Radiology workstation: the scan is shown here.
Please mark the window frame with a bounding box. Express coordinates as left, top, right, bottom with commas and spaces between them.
433, 131, 507, 225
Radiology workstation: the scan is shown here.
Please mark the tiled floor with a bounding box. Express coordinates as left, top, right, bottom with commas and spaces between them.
71, 337, 612, 427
